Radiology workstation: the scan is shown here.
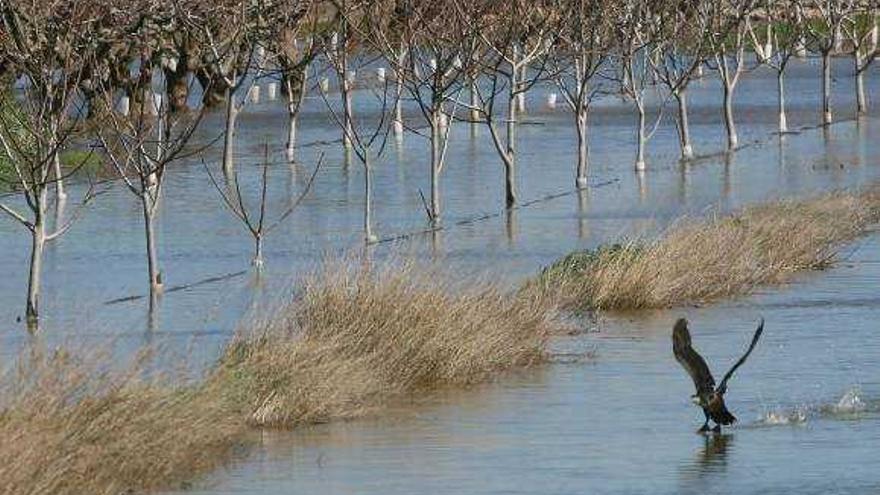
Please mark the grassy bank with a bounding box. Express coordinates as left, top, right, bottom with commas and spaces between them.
0, 262, 559, 493
539, 187, 880, 311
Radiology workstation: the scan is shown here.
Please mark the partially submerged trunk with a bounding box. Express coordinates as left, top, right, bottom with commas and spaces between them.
364, 154, 376, 243
575, 106, 589, 188
855, 51, 867, 116
722, 81, 737, 149
142, 193, 162, 300
822, 50, 832, 125
635, 99, 647, 171
25, 190, 47, 330
674, 87, 694, 160
504, 83, 517, 208
285, 65, 308, 162
222, 87, 238, 175
430, 106, 442, 222
777, 69, 787, 133
393, 49, 406, 136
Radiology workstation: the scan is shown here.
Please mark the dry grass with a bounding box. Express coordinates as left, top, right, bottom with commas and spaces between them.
539, 187, 880, 311
0, 350, 247, 495
213, 261, 557, 427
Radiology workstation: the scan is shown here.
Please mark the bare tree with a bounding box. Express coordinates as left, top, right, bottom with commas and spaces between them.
190, 0, 264, 176
706, 0, 758, 150
463, 0, 554, 208
260, 0, 323, 162
804, 0, 856, 125
368, 0, 477, 223
203, 144, 322, 267
612, 0, 668, 170
650, 0, 714, 161
747, 0, 805, 133
841, 2, 879, 115
325, 2, 359, 151
0, 0, 99, 329
93, 3, 210, 306
550, 0, 611, 187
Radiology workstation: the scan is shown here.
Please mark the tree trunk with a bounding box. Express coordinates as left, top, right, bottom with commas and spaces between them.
822, 50, 833, 125
635, 100, 647, 171
253, 233, 264, 268
286, 68, 308, 162
469, 76, 479, 122
722, 81, 738, 149
25, 200, 46, 330
575, 106, 589, 188
223, 88, 237, 175
52, 148, 65, 201
430, 108, 441, 222
142, 194, 162, 298
855, 52, 867, 116
674, 88, 694, 160
777, 69, 787, 133
364, 155, 376, 242
505, 83, 517, 208
393, 49, 405, 136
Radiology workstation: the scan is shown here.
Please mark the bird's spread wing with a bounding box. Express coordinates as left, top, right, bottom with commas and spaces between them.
717, 318, 765, 395
672, 319, 716, 396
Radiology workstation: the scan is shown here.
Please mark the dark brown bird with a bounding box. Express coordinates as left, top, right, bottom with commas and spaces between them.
673, 317, 764, 433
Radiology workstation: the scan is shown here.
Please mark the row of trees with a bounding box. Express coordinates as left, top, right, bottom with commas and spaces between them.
1, 0, 878, 329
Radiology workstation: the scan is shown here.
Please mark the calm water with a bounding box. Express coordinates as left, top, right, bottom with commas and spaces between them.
2, 58, 880, 493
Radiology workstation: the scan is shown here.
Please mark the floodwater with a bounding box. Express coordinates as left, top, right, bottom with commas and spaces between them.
2, 57, 880, 492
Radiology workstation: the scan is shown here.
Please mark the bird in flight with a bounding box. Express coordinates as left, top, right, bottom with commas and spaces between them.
672, 317, 765, 433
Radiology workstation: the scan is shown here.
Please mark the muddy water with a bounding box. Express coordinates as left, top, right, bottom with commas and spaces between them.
2, 58, 880, 491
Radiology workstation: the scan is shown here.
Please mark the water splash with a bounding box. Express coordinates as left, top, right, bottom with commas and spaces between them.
832, 387, 867, 414
756, 407, 808, 426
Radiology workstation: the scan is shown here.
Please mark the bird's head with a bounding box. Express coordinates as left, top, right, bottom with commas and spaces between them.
690, 394, 703, 406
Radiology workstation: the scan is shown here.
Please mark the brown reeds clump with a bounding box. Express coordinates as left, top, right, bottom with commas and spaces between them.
0, 350, 247, 495
540, 188, 880, 311
213, 262, 557, 427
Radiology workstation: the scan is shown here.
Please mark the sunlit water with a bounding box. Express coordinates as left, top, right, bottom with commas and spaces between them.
2, 58, 880, 493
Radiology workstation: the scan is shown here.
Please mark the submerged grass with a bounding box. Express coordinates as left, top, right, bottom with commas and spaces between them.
0, 350, 247, 495
539, 187, 880, 311
5, 186, 879, 493
213, 262, 556, 427
0, 261, 559, 493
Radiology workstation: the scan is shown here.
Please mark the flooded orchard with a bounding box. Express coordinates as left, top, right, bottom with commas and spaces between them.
3, 56, 880, 494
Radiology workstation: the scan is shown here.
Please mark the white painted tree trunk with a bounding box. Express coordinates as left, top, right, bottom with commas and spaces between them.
364, 154, 376, 243
822, 50, 833, 125
342, 78, 354, 149
393, 49, 406, 137
430, 108, 442, 222
469, 76, 479, 122
777, 70, 788, 132
142, 194, 162, 298
286, 70, 308, 162
223, 89, 238, 174
674, 88, 694, 160
855, 51, 867, 115
25, 191, 46, 329
505, 83, 517, 208
575, 107, 589, 188
635, 100, 647, 171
